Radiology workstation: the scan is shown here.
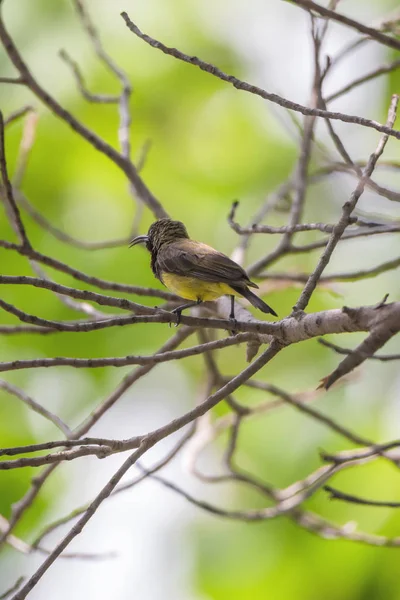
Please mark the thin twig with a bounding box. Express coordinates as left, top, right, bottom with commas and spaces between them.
0, 13, 167, 219
259, 256, 400, 283
0, 241, 177, 300
0, 325, 54, 335
121, 13, 400, 141
319, 338, 400, 361
4, 105, 34, 127
293, 94, 399, 312
291, 0, 400, 52
59, 49, 119, 103
0, 332, 254, 375
0, 327, 193, 547
327, 58, 400, 103
12, 342, 282, 598
0, 577, 24, 600
31, 426, 194, 547
325, 485, 400, 508
0, 381, 71, 436
0, 111, 31, 248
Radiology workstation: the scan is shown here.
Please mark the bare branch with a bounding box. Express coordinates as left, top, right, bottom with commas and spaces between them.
4, 105, 34, 127
0, 275, 150, 314
59, 49, 119, 103
325, 485, 400, 508
229, 201, 356, 234
12, 188, 131, 249
321, 441, 400, 465
260, 255, 400, 283
0, 76, 24, 84
0, 12, 167, 219
0, 512, 115, 561
0, 437, 123, 457
31, 427, 194, 548
1, 0, 400, 582
293, 94, 398, 312
0, 332, 254, 375
0, 445, 116, 470
11, 445, 149, 600
0, 111, 31, 248
121, 13, 400, 141
0, 577, 24, 600
0, 327, 193, 547
322, 303, 400, 388
327, 57, 400, 103
319, 338, 400, 361
0, 325, 54, 335
10, 340, 283, 598
291, 0, 400, 52
0, 380, 71, 436
1, 275, 399, 340
0, 241, 177, 300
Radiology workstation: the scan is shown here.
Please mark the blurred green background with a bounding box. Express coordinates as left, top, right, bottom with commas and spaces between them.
1, 0, 400, 598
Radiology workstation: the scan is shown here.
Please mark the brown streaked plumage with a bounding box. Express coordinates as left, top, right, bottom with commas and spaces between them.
130, 218, 277, 323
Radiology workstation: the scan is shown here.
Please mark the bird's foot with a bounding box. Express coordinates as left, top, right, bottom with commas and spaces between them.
171, 307, 182, 327
229, 317, 238, 336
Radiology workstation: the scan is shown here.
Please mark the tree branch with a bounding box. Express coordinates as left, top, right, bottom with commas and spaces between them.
121, 13, 400, 140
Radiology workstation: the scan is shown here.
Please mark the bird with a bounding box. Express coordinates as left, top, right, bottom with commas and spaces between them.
130, 218, 277, 324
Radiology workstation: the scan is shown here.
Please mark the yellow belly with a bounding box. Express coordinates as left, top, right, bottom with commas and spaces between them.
162, 273, 237, 301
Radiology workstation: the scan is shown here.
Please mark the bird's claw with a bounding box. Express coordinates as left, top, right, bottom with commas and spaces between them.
171, 307, 182, 327
229, 317, 238, 337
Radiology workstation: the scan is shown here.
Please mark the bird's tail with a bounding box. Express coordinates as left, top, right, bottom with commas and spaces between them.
232, 286, 278, 317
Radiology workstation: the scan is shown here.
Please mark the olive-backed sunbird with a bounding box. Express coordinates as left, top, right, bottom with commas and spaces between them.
130, 218, 277, 323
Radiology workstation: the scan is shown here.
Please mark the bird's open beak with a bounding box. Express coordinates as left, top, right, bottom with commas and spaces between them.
129, 235, 149, 248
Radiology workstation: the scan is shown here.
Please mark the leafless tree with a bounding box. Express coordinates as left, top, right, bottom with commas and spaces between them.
0, 0, 400, 597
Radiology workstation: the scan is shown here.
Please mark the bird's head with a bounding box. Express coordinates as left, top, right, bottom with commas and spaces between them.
130, 218, 189, 253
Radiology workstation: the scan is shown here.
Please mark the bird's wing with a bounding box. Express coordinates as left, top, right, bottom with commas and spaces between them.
157, 240, 258, 288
